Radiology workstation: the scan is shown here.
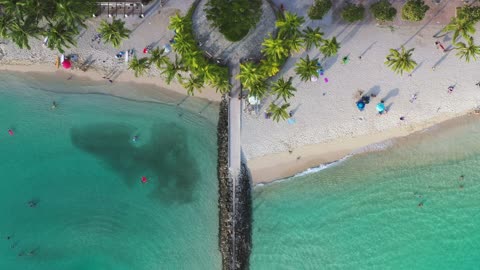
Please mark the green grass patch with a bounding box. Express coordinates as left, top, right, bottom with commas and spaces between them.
204, 0, 262, 42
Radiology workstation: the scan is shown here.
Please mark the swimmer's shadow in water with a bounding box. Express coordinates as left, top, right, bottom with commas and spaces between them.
70, 123, 200, 203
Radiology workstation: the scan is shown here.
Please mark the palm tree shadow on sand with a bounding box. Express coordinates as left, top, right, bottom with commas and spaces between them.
70, 122, 201, 203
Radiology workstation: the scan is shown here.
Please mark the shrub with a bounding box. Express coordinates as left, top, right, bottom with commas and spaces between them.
341, 3, 365, 23
308, 0, 332, 20
457, 6, 480, 23
401, 0, 429, 22
205, 0, 262, 42
370, 0, 397, 22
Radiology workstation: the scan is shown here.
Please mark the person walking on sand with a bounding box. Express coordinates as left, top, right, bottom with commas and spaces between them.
435, 41, 446, 52
448, 86, 454, 94
410, 93, 417, 103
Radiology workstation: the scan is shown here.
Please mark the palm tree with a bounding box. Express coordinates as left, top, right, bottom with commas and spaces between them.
182, 50, 203, 70
320, 37, 340, 57
285, 34, 304, 54
213, 77, 231, 94
182, 74, 204, 96
260, 58, 281, 77
454, 36, 480, 63
168, 13, 190, 32
149, 47, 170, 69
45, 21, 77, 53
237, 62, 262, 89
161, 61, 180, 84
294, 55, 319, 82
384, 46, 417, 75
98, 19, 131, 48
276, 11, 305, 38
129, 56, 151, 77
8, 20, 41, 50
261, 35, 288, 61
442, 17, 475, 43
271, 77, 296, 102
0, 14, 13, 39
248, 81, 268, 99
267, 103, 290, 122
302, 26, 324, 51
54, 0, 97, 28
172, 32, 194, 56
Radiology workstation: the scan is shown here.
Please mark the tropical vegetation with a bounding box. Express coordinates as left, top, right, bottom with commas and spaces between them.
341, 3, 365, 23
295, 55, 319, 82
454, 36, 480, 63
320, 37, 340, 58
128, 56, 150, 77
384, 46, 417, 75
308, 0, 333, 20
0, 0, 96, 52
267, 103, 290, 122
370, 0, 397, 22
204, 0, 262, 41
271, 77, 296, 102
302, 27, 324, 51
401, 0, 429, 22
235, 11, 340, 121
166, 7, 230, 95
442, 17, 476, 43
98, 19, 131, 48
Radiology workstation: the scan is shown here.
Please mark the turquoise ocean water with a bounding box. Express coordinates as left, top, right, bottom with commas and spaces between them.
252, 116, 480, 269
0, 73, 220, 269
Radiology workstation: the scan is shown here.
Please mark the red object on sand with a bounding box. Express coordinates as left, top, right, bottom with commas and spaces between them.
143, 47, 148, 54
141, 176, 147, 183
62, 59, 71, 69
8, 129, 13, 136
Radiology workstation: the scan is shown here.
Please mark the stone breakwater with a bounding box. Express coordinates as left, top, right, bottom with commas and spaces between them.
217, 95, 253, 269
233, 163, 253, 270
217, 96, 234, 269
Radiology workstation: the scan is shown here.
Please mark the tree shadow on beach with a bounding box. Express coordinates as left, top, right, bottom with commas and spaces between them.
382, 88, 399, 103
70, 123, 201, 203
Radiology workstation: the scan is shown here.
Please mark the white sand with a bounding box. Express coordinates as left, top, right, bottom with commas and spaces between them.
0, 0, 221, 102
244, 0, 480, 183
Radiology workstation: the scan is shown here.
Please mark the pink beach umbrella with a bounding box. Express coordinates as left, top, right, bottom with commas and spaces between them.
62, 59, 72, 69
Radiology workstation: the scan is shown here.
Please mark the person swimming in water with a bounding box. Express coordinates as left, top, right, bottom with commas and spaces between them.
28, 200, 38, 208
51, 101, 57, 110
132, 135, 138, 142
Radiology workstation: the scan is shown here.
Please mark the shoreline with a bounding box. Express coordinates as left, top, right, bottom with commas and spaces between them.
0, 62, 222, 103
249, 109, 479, 185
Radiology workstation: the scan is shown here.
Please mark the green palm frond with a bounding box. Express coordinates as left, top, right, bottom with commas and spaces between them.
98, 19, 131, 48
384, 46, 417, 75
302, 26, 324, 51
455, 36, 480, 63
271, 77, 296, 102
128, 56, 150, 77
320, 37, 340, 57
267, 103, 290, 122
294, 55, 319, 82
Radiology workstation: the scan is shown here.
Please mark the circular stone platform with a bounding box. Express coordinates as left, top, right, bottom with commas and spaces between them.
192, 0, 277, 65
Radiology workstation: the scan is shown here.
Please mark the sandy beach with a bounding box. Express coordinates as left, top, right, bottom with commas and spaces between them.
244, 0, 480, 184
0, 0, 221, 103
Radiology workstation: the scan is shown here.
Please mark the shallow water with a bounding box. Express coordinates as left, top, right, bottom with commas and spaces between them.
252, 116, 480, 269
0, 73, 221, 269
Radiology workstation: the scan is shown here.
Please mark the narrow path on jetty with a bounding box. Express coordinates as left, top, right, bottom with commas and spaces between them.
228, 64, 242, 269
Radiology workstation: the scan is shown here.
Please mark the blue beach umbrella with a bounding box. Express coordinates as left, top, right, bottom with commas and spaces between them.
376, 102, 385, 113
356, 101, 365, 111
